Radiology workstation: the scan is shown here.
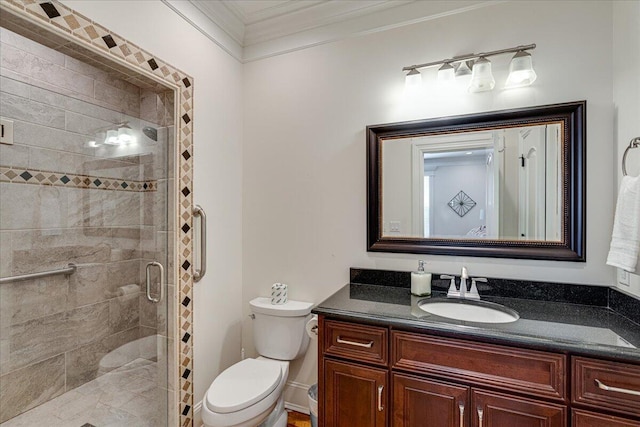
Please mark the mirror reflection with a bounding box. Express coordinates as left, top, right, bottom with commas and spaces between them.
381, 122, 563, 241
367, 101, 585, 261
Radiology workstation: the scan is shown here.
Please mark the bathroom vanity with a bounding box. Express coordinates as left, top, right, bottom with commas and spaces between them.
313, 270, 640, 427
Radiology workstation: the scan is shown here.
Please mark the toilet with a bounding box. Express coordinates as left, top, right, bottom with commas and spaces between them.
202, 297, 314, 427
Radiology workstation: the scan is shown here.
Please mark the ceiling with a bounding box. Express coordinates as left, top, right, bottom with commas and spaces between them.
165, 0, 495, 62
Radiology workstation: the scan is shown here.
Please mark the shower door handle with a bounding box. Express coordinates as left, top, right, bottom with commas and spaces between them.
193, 205, 207, 282
146, 261, 164, 303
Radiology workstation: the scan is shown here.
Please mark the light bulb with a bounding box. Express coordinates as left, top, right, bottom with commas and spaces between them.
469, 57, 495, 93
105, 129, 119, 145
437, 63, 455, 83
405, 68, 422, 89
118, 125, 135, 144
506, 51, 537, 88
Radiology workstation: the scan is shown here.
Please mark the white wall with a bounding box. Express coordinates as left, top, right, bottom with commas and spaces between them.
613, 1, 640, 297
243, 1, 616, 406
60, 0, 244, 421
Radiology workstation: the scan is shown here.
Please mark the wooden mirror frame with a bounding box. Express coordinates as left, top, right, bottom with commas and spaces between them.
366, 101, 586, 261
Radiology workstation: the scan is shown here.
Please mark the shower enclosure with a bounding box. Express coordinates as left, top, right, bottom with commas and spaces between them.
0, 19, 176, 426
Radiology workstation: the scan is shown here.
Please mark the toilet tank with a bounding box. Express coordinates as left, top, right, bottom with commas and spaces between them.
249, 297, 314, 361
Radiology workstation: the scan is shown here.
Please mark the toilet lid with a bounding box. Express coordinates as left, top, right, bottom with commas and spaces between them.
206, 358, 282, 414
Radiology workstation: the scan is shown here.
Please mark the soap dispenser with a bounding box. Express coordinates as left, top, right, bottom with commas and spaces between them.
411, 260, 432, 296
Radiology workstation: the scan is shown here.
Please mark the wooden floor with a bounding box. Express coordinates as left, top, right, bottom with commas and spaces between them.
287, 410, 311, 427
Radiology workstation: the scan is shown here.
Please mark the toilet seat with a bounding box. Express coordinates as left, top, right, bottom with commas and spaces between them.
206, 358, 282, 414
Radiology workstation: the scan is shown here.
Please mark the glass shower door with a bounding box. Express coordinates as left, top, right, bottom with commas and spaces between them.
0, 24, 173, 427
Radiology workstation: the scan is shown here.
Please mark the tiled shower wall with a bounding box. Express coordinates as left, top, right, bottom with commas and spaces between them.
0, 27, 174, 423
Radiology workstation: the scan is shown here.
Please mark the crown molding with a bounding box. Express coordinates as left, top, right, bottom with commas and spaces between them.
161, 0, 243, 62
189, 0, 245, 46
165, 0, 503, 63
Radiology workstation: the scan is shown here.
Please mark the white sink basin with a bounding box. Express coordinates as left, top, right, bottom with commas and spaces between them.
418, 298, 519, 324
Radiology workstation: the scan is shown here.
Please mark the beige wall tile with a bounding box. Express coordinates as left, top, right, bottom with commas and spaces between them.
94, 80, 140, 117
4, 275, 69, 326
0, 143, 29, 168
12, 119, 90, 155
0, 75, 30, 98
0, 27, 65, 66
29, 85, 124, 124
0, 91, 65, 129
109, 293, 139, 334
65, 326, 139, 390
8, 301, 110, 371
0, 354, 65, 423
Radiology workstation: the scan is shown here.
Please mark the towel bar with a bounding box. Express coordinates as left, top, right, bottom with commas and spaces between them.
622, 137, 640, 176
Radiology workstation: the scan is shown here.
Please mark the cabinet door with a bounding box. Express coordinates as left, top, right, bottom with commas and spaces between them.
472, 389, 566, 427
324, 359, 387, 427
392, 372, 469, 427
572, 409, 640, 427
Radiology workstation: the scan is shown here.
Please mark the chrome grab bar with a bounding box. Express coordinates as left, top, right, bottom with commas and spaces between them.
0, 263, 76, 284
145, 261, 164, 303
193, 205, 207, 282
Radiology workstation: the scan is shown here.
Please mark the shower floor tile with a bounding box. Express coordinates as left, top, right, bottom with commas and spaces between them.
0, 359, 167, 427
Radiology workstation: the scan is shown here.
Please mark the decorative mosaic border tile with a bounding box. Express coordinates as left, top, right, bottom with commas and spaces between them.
0, 166, 157, 192
0, 2, 195, 425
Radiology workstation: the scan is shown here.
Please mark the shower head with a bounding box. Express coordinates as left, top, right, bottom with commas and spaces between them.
142, 126, 158, 142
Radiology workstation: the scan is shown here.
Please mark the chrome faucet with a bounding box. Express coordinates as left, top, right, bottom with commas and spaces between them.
459, 267, 468, 298
445, 267, 486, 299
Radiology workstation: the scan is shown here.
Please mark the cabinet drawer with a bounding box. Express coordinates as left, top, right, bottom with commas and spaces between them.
572, 409, 640, 427
392, 331, 566, 401
324, 320, 388, 366
572, 357, 640, 418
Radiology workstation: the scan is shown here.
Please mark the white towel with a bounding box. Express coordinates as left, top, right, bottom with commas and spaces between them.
607, 175, 640, 272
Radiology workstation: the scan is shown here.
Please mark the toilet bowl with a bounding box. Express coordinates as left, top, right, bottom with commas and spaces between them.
202, 298, 313, 427
202, 357, 289, 427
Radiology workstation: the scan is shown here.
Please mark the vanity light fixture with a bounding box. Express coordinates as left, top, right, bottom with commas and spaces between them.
403, 43, 536, 92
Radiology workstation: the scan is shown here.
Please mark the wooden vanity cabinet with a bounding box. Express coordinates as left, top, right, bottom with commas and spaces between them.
318, 316, 640, 427
572, 409, 640, 427
324, 359, 387, 427
319, 318, 389, 427
392, 372, 468, 427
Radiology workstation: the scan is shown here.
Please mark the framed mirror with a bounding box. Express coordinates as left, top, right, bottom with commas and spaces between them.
367, 101, 585, 261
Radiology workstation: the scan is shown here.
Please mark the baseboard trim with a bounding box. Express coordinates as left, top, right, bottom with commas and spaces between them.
285, 401, 310, 415
285, 380, 312, 415
193, 400, 203, 427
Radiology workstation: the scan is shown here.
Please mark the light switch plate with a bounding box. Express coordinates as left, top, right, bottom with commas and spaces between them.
617, 268, 630, 287
0, 118, 14, 145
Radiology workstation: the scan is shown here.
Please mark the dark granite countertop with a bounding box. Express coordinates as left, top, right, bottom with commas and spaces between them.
313, 280, 640, 364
